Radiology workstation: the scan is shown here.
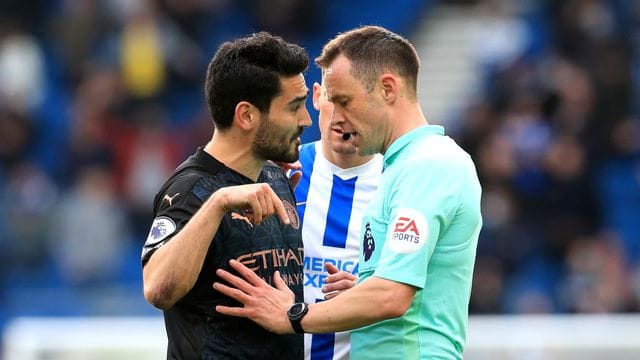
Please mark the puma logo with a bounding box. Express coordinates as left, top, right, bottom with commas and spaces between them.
163, 193, 180, 206
231, 212, 254, 227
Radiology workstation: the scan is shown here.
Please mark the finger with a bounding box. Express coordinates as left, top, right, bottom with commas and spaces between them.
215, 268, 256, 295
250, 189, 266, 224
324, 291, 340, 300
261, 183, 274, 219
288, 161, 302, 171
325, 272, 357, 284
212, 281, 252, 303
263, 186, 275, 221
216, 304, 250, 318
268, 187, 289, 225
324, 270, 357, 284
325, 262, 340, 274
322, 279, 356, 294
273, 271, 289, 292
228, 259, 270, 287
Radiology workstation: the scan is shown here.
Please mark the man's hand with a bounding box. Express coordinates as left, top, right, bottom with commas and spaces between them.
213, 259, 295, 334
272, 160, 303, 188
214, 183, 290, 226
322, 263, 357, 300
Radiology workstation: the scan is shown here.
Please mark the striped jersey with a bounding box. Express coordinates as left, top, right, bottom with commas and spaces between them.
295, 141, 383, 360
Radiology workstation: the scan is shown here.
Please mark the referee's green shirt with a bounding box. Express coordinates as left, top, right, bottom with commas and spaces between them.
351, 125, 482, 360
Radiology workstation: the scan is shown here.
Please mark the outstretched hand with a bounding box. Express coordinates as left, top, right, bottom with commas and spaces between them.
213, 259, 295, 334
322, 263, 358, 300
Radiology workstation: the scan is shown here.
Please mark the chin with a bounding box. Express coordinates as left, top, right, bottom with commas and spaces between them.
356, 147, 374, 156
338, 147, 358, 155
282, 149, 299, 163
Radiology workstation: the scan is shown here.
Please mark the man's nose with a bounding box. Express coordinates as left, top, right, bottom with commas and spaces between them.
330, 107, 344, 126
299, 107, 312, 128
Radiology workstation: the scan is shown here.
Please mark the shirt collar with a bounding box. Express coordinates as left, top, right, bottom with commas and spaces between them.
383, 125, 445, 166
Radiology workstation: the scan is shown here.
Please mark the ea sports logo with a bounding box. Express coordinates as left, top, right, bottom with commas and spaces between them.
388, 208, 428, 254
394, 217, 420, 235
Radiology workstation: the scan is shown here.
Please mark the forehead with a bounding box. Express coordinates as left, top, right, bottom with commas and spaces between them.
323, 55, 360, 99
278, 73, 308, 97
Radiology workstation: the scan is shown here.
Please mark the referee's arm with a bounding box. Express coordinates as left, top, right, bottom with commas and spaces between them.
215, 261, 416, 334
302, 276, 416, 333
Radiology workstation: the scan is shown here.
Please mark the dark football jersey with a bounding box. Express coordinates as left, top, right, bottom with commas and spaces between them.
142, 148, 304, 360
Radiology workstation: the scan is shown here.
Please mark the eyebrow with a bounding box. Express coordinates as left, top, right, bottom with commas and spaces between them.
327, 94, 348, 103
288, 90, 309, 106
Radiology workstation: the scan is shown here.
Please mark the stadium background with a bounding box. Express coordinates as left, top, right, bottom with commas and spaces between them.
0, 0, 639, 358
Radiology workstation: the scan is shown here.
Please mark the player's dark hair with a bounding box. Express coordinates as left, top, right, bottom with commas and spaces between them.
205, 32, 309, 130
315, 26, 419, 98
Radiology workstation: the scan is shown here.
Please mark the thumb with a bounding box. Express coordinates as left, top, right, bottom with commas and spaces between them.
325, 262, 339, 274
289, 171, 302, 189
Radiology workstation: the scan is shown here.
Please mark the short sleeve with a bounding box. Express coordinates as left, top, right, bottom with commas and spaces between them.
373, 157, 461, 288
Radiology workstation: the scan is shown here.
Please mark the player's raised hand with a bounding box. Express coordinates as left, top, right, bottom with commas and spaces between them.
322, 263, 358, 300
213, 183, 290, 225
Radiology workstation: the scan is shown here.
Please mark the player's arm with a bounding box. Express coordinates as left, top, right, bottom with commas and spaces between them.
143, 184, 289, 310
214, 259, 415, 334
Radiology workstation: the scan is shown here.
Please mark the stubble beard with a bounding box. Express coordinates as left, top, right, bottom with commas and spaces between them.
253, 118, 300, 163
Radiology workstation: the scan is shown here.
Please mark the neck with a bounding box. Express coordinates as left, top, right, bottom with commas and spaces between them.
382, 100, 428, 154
204, 130, 263, 181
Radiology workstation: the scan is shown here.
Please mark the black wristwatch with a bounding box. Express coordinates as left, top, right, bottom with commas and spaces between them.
287, 302, 309, 334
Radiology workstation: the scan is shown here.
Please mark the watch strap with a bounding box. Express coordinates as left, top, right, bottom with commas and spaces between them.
290, 317, 305, 334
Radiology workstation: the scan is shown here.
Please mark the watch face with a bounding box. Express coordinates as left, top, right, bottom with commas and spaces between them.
289, 303, 304, 316
288, 302, 308, 318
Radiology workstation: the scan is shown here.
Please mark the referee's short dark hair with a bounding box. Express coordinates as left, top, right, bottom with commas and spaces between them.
204, 32, 309, 130
316, 25, 419, 100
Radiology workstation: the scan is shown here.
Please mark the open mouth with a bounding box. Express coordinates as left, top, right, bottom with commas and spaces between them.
341, 132, 356, 141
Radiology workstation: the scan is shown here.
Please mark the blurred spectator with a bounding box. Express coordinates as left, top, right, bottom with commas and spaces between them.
0, 162, 57, 277
249, 0, 321, 42
472, 0, 529, 72
117, 0, 206, 101
49, 164, 129, 286
559, 234, 631, 313
596, 118, 640, 264
0, 24, 45, 114
52, 0, 115, 85
113, 104, 181, 235
0, 110, 35, 172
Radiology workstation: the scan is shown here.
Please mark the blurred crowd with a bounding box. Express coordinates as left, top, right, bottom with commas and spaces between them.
0, 0, 638, 332
458, 0, 640, 313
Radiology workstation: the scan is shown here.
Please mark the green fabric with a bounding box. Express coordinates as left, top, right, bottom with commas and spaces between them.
351, 125, 482, 359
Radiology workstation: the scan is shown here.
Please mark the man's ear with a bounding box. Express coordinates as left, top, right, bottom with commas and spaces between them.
380, 74, 397, 103
234, 101, 258, 131
312, 82, 322, 111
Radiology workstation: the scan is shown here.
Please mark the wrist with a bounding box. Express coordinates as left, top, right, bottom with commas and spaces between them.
209, 189, 230, 214
287, 302, 309, 334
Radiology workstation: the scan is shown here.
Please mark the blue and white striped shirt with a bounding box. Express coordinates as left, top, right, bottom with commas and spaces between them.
295, 141, 383, 360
